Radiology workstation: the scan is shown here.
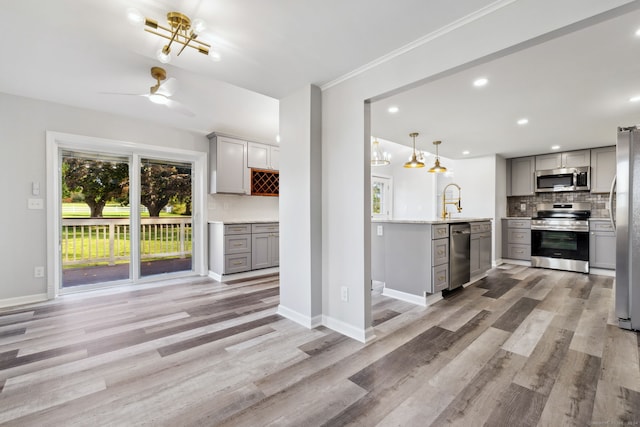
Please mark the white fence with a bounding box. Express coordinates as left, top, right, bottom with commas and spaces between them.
61, 217, 192, 266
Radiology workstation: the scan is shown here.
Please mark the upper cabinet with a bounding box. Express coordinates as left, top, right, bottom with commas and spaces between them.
590, 146, 616, 193
247, 142, 280, 171
507, 156, 535, 196
208, 134, 250, 195
535, 149, 590, 170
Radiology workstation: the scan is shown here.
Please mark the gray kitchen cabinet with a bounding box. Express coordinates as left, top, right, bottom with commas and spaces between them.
209, 222, 279, 277
208, 134, 250, 194
507, 156, 535, 196
502, 218, 531, 261
251, 223, 279, 269
371, 222, 449, 297
209, 223, 252, 275
589, 220, 615, 269
470, 221, 492, 278
535, 149, 590, 170
590, 146, 616, 193
247, 142, 280, 171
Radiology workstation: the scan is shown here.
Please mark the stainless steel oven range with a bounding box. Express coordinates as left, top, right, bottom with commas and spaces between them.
531, 202, 591, 273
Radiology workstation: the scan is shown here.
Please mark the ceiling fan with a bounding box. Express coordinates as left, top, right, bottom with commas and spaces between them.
103, 66, 195, 117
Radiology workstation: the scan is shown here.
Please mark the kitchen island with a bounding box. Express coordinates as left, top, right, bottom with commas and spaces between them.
372, 218, 492, 306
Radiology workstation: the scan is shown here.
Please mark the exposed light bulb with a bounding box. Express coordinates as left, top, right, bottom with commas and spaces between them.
156, 47, 171, 64
191, 18, 206, 35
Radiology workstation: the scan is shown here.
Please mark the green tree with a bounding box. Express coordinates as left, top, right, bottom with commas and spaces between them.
139, 164, 191, 217
63, 158, 128, 217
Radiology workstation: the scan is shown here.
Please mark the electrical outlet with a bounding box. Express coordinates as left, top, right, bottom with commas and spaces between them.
34, 266, 45, 278
377, 225, 383, 236
341, 286, 349, 302
520, 203, 526, 212
28, 198, 44, 210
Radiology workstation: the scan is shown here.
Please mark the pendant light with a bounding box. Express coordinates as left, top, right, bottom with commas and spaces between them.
404, 132, 425, 168
371, 139, 390, 166
428, 140, 447, 173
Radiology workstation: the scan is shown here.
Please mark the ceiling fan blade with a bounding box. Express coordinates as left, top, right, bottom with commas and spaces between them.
99, 92, 147, 97
165, 98, 195, 117
156, 77, 176, 97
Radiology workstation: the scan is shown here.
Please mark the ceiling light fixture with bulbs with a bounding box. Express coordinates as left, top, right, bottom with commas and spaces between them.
127, 8, 220, 64
404, 133, 425, 168
371, 139, 391, 166
428, 140, 447, 173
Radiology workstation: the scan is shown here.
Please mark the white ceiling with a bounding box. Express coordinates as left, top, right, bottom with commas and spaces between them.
0, 1, 638, 154
371, 5, 640, 159
0, 0, 497, 143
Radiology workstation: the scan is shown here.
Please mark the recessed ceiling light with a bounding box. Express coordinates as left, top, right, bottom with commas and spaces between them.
388, 106, 399, 113
462, 150, 470, 155
473, 78, 488, 87
275, 135, 281, 143
551, 145, 561, 150
630, 95, 640, 102
635, 28, 640, 37
517, 118, 529, 125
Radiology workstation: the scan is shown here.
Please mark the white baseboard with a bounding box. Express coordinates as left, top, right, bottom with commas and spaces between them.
0, 293, 48, 309
382, 287, 428, 306
589, 268, 615, 277
501, 259, 532, 267
208, 267, 279, 282
276, 304, 322, 329
322, 315, 375, 343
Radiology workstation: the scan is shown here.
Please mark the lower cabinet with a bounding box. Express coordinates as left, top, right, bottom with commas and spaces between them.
470, 221, 492, 278
502, 218, 531, 261
589, 220, 615, 269
252, 232, 279, 269
209, 222, 279, 276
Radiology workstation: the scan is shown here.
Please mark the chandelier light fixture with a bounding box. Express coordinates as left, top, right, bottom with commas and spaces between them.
127, 9, 221, 64
404, 132, 425, 168
371, 139, 391, 166
428, 140, 447, 173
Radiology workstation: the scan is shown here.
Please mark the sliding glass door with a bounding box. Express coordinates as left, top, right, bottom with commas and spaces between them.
139, 159, 193, 277
56, 147, 198, 291
60, 151, 131, 287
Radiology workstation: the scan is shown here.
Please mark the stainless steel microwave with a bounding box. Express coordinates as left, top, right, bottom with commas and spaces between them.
535, 167, 590, 192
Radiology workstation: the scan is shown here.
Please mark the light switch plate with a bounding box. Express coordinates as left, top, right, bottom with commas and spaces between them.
377, 225, 383, 236
520, 203, 526, 212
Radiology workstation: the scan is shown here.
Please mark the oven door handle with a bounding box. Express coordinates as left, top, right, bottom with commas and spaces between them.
531, 225, 589, 232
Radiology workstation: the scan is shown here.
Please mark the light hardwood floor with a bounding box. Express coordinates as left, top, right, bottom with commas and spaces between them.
0, 265, 638, 426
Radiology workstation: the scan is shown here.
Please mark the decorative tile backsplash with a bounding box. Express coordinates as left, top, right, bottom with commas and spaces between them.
507, 192, 613, 218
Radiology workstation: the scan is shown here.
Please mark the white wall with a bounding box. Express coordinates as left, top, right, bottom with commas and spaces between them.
318, 0, 631, 340
207, 194, 278, 222
278, 85, 323, 328
0, 92, 208, 303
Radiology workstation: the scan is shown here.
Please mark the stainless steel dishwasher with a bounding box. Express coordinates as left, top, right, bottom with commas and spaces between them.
449, 223, 471, 290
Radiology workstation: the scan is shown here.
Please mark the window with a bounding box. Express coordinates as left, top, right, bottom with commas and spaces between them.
372, 174, 392, 219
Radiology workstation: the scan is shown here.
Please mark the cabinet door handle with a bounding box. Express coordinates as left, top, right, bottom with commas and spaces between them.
232, 261, 243, 266
438, 275, 445, 282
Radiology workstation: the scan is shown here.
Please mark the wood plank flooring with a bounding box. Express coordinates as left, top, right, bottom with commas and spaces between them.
0, 265, 638, 426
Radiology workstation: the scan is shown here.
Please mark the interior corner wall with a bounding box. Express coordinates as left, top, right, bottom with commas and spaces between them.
495, 155, 508, 261
320, 0, 629, 337
278, 85, 322, 326
0, 92, 208, 304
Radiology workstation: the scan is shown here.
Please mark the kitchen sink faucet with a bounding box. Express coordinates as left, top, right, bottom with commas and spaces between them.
442, 183, 462, 220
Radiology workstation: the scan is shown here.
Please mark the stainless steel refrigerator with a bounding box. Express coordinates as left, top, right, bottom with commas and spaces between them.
612, 126, 640, 331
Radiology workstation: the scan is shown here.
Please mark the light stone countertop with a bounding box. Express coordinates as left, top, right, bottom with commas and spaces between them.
372, 217, 492, 224
208, 220, 279, 224
503, 217, 532, 219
